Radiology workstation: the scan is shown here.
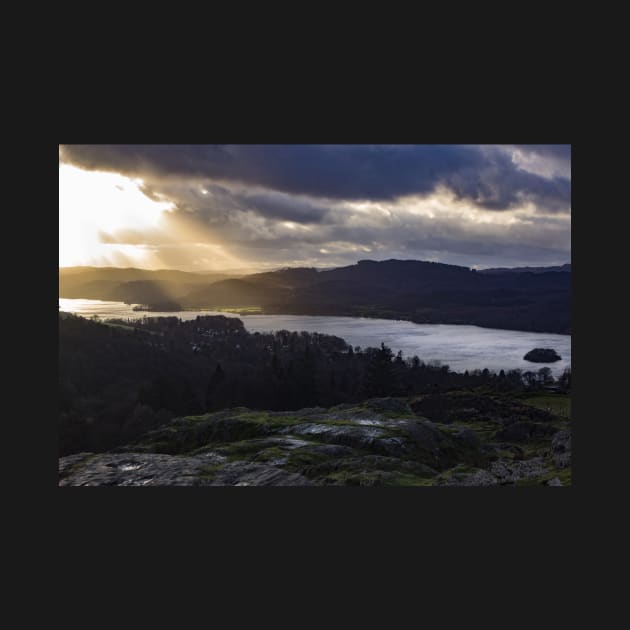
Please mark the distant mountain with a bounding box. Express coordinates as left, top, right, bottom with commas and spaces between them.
479, 264, 571, 274
59, 267, 232, 300
254, 259, 570, 333
181, 278, 290, 308
58, 260, 571, 334
246, 267, 322, 289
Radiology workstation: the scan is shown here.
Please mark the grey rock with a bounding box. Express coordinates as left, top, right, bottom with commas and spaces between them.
281, 422, 386, 450
437, 456, 550, 486
60, 395, 570, 487
351, 417, 387, 427
547, 477, 563, 486
276, 436, 312, 449
378, 436, 413, 457
552, 430, 570, 449
208, 462, 314, 486
437, 469, 499, 486
551, 430, 571, 468
225, 436, 311, 453
58, 452, 95, 480
59, 452, 227, 486
553, 452, 571, 469
489, 457, 549, 483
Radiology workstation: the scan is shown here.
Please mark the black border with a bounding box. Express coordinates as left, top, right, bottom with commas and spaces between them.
46, 90, 591, 602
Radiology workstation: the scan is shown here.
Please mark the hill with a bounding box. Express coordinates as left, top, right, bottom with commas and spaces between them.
58, 259, 571, 333
59, 266, 233, 300
180, 278, 291, 308
261, 259, 571, 333
59, 392, 571, 486
246, 267, 322, 289
479, 263, 571, 274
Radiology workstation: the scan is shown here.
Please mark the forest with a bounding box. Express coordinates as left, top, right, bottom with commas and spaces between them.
59, 312, 571, 456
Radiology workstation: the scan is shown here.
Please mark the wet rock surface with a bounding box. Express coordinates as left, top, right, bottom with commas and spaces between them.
207, 462, 314, 486
59, 392, 571, 486
551, 429, 571, 468
58, 452, 228, 486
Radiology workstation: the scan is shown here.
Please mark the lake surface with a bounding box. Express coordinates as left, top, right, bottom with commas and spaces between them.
59, 298, 572, 377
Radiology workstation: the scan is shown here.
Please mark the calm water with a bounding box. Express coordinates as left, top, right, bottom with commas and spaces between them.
59, 298, 572, 376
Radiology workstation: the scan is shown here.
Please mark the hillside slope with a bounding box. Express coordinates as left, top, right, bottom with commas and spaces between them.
59, 267, 232, 299
264, 259, 571, 333
58, 259, 571, 333
59, 392, 571, 487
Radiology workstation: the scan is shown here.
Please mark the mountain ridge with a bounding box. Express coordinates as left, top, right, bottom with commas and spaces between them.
479, 263, 571, 274
59, 259, 571, 334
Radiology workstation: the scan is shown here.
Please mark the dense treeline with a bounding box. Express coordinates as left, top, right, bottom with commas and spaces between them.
59, 313, 571, 456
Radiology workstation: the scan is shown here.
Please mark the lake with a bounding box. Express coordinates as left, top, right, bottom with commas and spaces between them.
59, 298, 572, 377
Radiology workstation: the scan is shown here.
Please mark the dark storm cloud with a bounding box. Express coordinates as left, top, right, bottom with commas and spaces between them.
503, 145, 571, 181
137, 180, 333, 225
60, 144, 570, 270
402, 237, 565, 260
513, 145, 571, 160
60, 144, 570, 213
237, 190, 332, 223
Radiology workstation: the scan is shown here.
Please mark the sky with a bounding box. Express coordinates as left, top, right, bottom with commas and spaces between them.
59, 144, 571, 271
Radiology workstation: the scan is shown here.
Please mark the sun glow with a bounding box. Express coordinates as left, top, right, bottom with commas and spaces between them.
59, 164, 173, 267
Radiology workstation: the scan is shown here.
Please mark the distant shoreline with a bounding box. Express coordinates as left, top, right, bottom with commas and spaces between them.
60, 299, 571, 337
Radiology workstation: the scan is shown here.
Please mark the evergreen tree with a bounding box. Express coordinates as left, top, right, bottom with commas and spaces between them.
205, 363, 226, 410
363, 343, 395, 397
537, 367, 554, 386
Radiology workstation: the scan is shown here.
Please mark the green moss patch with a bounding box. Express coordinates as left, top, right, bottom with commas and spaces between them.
383, 474, 435, 487
285, 448, 335, 471
521, 395, 571, 419
322, 469, 393, 486
251, 446, 287, 463
197, 464, 223, 481
58, 453, 98, 480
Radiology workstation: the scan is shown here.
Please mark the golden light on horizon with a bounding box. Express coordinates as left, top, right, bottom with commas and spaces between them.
59, 164, 173, 268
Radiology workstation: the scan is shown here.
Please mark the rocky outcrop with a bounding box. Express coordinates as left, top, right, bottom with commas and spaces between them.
59, 392, 571, 486
551, 429, 571, 468
437, 468, 499, 486
58, 452, 227, 486
206, 461, 314, 486
436, 457, 550, 486
489, 457, 549, 483
547, 477, 563, 486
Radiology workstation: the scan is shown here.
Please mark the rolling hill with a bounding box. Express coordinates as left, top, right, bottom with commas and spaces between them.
58, 259, 571, 333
